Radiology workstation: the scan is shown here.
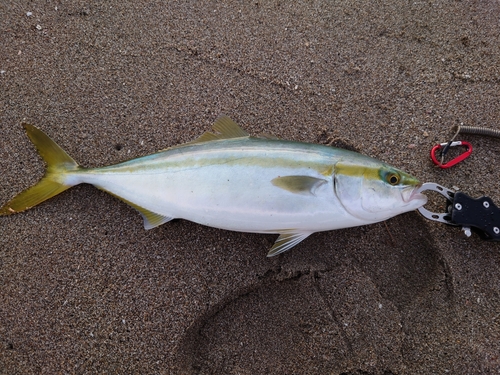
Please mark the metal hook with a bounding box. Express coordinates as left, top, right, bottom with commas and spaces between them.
430, 141, 472, 169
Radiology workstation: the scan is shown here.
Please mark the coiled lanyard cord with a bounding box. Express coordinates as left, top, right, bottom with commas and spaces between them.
438, 125, 500, 166
454, 125, 500, 139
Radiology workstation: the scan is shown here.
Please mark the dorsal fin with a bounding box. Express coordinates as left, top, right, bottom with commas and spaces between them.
212, 115, 249, 137
259, 133, 280, 140
189, 115, 249, 145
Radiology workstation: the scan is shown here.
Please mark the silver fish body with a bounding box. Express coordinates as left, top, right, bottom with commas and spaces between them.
1, 116, 427, 256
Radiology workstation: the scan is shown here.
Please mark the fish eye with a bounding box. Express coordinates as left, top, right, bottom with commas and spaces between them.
386, 173, 400, 185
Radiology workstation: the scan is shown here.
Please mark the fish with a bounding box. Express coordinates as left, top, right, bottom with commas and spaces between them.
0, 116, 427, 256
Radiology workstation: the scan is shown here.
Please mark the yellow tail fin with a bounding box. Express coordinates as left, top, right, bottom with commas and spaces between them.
0, 123, 80, 215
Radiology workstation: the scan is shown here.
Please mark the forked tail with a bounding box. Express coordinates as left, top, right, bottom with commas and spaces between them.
0, 124, 80, 215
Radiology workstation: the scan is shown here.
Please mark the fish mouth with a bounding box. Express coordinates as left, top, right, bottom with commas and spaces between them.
402, 184, 428, 207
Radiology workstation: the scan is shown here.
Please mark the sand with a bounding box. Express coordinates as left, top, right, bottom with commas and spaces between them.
1, 1, 499, 373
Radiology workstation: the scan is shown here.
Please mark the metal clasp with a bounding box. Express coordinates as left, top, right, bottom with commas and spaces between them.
430, 141, 472, 169
416, 183, 457, 225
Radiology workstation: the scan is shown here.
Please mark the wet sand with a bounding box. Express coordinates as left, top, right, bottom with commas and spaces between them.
1, 1, 500, 373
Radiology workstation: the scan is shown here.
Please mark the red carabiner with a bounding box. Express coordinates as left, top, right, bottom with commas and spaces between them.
430, 141, 473, 169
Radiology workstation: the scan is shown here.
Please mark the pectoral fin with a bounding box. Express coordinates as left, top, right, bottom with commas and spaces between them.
267, 231, 313, 257
271, 176, 327, 195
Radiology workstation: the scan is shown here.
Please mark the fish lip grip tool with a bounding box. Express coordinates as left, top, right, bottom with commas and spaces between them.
417, 182, 500, 241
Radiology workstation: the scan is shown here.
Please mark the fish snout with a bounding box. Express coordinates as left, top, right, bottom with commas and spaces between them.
403, 185, 428, 206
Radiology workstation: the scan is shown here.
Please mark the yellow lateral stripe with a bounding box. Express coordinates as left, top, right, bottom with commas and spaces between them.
334, 163, 382, 180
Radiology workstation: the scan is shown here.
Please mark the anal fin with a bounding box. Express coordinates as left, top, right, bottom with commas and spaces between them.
97, 188, 173, 230
267, 231, 312, 257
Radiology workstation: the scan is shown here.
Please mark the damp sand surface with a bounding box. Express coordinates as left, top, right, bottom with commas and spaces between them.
1, 1, 500, 373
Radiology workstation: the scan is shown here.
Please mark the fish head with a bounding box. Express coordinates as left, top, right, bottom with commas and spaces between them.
334, 162, 427, 222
